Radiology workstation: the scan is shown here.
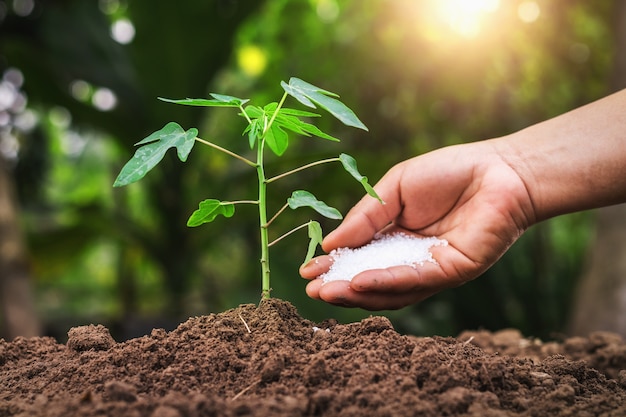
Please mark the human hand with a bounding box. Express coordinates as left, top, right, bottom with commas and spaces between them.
300, 140, 536, 310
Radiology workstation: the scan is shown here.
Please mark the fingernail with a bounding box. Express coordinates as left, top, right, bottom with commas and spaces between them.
300, 258, 317, 270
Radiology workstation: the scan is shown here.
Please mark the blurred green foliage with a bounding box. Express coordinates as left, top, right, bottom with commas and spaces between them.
0, 0, 614, 340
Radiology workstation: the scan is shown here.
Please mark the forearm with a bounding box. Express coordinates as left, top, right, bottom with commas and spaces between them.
494, 89, 626, 222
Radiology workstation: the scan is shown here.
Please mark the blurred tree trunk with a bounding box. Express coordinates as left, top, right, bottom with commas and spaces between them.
567, 0, 626, 337
0, 157, 41, 339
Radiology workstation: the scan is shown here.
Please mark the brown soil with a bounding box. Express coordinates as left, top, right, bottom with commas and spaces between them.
2, 299, 626, 416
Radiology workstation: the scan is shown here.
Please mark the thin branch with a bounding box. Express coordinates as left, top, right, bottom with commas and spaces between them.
224, 200, 259, 205
238, 103, 253, 125
266, 157, 340, 183
263, 92, 288, 135
195, 137, 256, 167
264, 203, 289, 228
268, 221, 311, 247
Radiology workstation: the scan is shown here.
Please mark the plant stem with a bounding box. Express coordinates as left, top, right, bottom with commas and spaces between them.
257, 137, 271, 299
195, 137, 256, 167
266, 157, 340, 183
257, 91, 289, 299
268, 221, 312, 248
224, 200, 259, 205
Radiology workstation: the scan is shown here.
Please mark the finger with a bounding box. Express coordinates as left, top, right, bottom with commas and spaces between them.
350, 244, 478, 293
348, 264, 440, 293
305, 278, 323, 299
316, 281, 439, 310
306, 279, 356, 307
322, 164, 405, 251
299, 255, 333, 279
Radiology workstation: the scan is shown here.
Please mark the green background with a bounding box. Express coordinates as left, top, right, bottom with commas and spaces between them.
0, 0, 612, 341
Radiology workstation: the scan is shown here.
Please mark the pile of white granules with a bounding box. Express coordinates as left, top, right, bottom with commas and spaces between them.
320, 233, 447, 283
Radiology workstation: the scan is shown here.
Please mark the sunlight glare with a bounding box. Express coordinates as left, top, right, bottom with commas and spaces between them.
518, 1, 540, 23
434, 0, 500, 38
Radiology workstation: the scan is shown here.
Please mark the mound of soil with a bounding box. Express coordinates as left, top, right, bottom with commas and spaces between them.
1, 299, 625, 416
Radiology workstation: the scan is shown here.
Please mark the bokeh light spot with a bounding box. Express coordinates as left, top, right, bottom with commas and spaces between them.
314, 0, 339, 23
49, 106, 72, 128
4, 68, 24, 89
13, 0, 35, 17
92, 88, 117, 111
14, 109, 37, 132
111, 18, 135, 44
0, 81, 17, 111
518, 1, 540, 23
237, 45, 268, 77
70, 80, 92, 102
98, 0, 120, 15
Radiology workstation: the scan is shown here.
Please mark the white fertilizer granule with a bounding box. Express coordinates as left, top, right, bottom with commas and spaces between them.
320, 233, 448, 283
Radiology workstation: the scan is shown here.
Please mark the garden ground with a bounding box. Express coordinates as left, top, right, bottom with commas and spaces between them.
2, 299, 626, 416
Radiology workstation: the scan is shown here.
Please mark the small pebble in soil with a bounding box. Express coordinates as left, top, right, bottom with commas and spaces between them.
312, 326, 331, 333
320, 233, 447, 283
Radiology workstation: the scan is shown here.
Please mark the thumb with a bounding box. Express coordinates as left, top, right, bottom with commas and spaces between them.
322, 165, 404, 251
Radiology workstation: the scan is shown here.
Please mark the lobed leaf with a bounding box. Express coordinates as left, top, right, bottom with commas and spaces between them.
338, 153, 384, 203
304, 221, 323, 265
287, 190, 342, 220
274, 112, 339, 141
265, 125, 289, 156
159, 94, 249, 107
243, 105, 263, 118
294, 119, 339, 141
279, 108, 321, 118
281, 77, 368, 131
242, 106, 267, 149
251, 105, 338, 142
187, 199, 235, 227
243, 118, 263, 149
113, 122, 197, 187
209, 93, 249, 105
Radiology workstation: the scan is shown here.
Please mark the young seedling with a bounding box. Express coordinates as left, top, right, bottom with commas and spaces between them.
113, 78, 382, 299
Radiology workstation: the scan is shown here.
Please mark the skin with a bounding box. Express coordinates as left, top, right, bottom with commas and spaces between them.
300, 89, 626, 310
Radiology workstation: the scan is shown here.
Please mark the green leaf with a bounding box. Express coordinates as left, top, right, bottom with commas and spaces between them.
273, 114, 310, 136
255, 105, 339, 142
187, 199, 235, 227
264, 102, 278, 112
209, 93, 249, 105
158, 94, 249, 107
272, 112, 339, 141
244, 104, 338, 150
243, 105, 290, 154
243, 105, 263, 118
287, 190, 342, 220
279, 108, 321, 118
338, 153, 384, 203
244, 118, 262, 149
113, 122, 197, 187
304, 221, 323, 265
294, 119, 339, 141
281, 77, 368, 131
265, 124, 289, 156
